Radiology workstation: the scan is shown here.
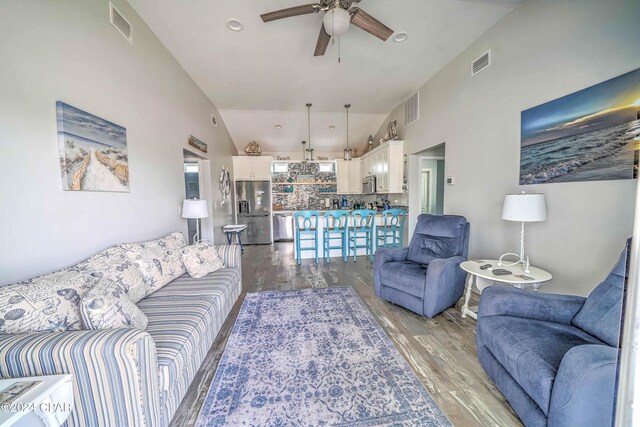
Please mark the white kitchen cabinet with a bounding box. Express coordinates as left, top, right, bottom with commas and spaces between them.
232, 156, 273, 180
358, 141, 404, 194
335, 158, 361, 194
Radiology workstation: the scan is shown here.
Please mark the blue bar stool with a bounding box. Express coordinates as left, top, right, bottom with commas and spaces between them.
376, 209, 407, 249
293, 211, 320, 265
323, 211, 349, 263
348, 209, 377, 262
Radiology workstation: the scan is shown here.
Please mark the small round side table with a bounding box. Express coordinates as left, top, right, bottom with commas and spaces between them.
460, 259, 552, 320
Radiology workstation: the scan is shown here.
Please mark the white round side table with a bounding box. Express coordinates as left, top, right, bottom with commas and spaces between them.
460, 259, 552, 320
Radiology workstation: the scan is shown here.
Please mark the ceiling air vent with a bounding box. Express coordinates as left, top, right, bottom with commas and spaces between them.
110, 2, 133, 43
405, 91, 419, 127
471, 50, 491, 76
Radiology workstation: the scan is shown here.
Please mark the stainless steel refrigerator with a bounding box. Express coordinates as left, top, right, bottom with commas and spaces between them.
236, 181, 272, 245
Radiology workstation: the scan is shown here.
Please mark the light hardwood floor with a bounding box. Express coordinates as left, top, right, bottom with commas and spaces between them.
170, 243, 522, 427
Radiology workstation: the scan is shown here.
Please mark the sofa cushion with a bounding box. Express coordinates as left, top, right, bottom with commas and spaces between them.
379, 261, 428, 298
74, 245, 147, 303
79, 278, 148, 330
122, 234, 186, 295
407, 215, 468, 264
182, 242, 225, 279
0, 270, 100, 334
137, 268, 241, 405
572, 240, 629, 347
478, 315, 603, 415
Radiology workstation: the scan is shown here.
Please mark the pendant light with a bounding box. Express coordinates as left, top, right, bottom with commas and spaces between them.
305, 103, 314, 161
301, 140, 307, 164
343, 104, 352, 161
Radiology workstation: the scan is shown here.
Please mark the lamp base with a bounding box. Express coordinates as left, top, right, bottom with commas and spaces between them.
497, 253, 530, 274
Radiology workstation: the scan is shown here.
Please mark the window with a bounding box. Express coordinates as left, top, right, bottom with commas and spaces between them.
273, 163, 289, 173
318, 163, 334, 173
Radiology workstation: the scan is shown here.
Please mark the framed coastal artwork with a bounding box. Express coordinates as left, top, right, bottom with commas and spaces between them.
57, 102, 129, 192
520, 68, 640, 185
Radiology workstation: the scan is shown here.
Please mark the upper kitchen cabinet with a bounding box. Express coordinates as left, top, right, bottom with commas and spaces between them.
232, 156, 274, 180
359, 141, 404, 193
335, 158, 361, 194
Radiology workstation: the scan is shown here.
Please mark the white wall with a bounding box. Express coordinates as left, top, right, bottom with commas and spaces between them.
375, 0, 639, 295
0, 0, 238, 285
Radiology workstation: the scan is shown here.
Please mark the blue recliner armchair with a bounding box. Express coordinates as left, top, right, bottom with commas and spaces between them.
477, 240, 630, 427
374, 214, 470, 318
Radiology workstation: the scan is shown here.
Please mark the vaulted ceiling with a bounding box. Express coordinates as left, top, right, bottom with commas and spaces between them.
127, 0, 521, 152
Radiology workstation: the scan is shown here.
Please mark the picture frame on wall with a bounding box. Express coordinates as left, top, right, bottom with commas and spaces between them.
520, 68, 640, 185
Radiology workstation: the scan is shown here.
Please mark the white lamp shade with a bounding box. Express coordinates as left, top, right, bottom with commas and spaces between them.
182, 199, 208, 219
501, 193, 547, 222
323, 8, 351, 37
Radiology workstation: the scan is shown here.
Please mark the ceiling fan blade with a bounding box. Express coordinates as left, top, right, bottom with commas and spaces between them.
314, 24, 331, 56
260, 4, 320, 23
350, 8, 393, 41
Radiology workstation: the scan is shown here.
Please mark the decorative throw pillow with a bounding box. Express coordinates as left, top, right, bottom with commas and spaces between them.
182, 242, 226, 279
121, 232, 187, 296
79, 278, 148, 330
74, 245, 147, 303
0, 270, 100, 334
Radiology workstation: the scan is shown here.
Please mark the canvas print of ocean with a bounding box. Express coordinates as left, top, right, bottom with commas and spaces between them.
57, 102, 129, 192
520, 68, 640, 185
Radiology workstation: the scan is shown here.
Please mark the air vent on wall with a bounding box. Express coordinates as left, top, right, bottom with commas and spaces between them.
405, 91, 419, 127
471, 50, 491, 76
110, 2, 133, 43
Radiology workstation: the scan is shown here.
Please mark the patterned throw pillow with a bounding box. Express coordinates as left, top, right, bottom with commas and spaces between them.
74, 245, 147, 303
79, 278, 148, 330
182, 242, 226, 279
123, 234, 186, 295
0, 270, 100, 334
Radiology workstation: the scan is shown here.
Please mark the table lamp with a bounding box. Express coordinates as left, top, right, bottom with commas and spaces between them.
498, 192, 547, 273
182, 199, 208, 244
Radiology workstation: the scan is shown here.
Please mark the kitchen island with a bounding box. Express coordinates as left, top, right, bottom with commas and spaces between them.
284, 211, 393, 261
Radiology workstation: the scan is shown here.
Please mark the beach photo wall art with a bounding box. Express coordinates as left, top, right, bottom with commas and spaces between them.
520, 68, 640, 185
57, 101, 129, 192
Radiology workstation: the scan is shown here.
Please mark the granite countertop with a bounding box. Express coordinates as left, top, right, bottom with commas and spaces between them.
272, 206, 408, 215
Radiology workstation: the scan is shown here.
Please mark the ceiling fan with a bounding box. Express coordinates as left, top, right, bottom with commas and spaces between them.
260, 0, 394, 57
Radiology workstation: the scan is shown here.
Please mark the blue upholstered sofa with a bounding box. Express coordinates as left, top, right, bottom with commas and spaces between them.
477, 241, 629, 427
374, 215, 470, 318
0, 242, 242, 427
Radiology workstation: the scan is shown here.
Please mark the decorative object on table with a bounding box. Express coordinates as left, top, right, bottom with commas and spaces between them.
343, 104, 352, 161
244, 141, 262, 156
520, 67, 640, 185
497, 192, 547, 274
374, 215, 470, 318
367, 135, 374, 152
56, 101, 129, 192
476, 240, 630, 427
182, 199, 209, 244
218, 165, 231, 205
188, 134, 208, 153
196, 288, 450, 426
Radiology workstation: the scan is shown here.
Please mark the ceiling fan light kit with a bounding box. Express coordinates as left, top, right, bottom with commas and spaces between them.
260, 0, 394, 58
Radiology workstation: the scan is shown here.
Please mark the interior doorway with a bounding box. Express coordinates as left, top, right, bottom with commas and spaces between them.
420, 158, 445, 215
184, 161, 200, 243
183, 149, 213, 244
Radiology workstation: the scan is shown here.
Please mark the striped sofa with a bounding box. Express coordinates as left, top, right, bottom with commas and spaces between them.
0, 244, 242, 427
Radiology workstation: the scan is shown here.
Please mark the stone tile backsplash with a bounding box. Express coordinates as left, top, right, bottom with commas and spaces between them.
272, 162, 402, 211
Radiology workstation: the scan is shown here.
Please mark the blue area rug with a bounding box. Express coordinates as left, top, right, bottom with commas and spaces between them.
196, 287, 451, 426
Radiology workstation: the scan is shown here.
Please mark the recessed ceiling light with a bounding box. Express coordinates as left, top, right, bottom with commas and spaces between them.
274, 124, 282, 129
227, 18, 244, 32
393, 32, 408, 43
329, 125, 336, 130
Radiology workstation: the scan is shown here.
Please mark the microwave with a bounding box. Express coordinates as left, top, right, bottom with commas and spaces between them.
362, 175, 376, 194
